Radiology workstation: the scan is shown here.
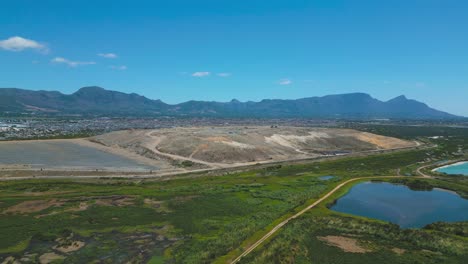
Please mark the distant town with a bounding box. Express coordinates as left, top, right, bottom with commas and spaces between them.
1, 116, 467, 141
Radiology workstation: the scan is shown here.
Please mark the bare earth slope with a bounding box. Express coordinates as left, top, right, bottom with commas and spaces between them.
91, 126, 415, 168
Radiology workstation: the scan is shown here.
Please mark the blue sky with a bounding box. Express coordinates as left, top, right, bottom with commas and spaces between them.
1, 0, 467, 116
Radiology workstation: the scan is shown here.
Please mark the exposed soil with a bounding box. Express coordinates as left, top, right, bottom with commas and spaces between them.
143, 198, 163, 208
0, 126, 416, 181
92, 126, 415, 167
3, 199, 64, 214
354, 132, 411, 149
53, 241, 86, 253
392, 247, 406, 255
94, 196, 135, 207
38, 252, 64, 264
317, 235, 372, 253
67, 202, 89, 212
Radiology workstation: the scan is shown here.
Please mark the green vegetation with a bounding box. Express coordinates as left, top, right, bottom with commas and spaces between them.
0, 124, 467, 263
0, 169, 337, 263
240, 213, 468, 264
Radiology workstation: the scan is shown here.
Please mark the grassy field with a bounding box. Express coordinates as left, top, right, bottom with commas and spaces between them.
0, 125, 467, 263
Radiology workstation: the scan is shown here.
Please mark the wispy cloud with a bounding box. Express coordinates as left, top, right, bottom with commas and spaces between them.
278, 78, 292, 85
51, 57, 96, 67
0, 36, 47, 52
217, 73, 231, 77
110, 65, 127, 70
98, 53, 118, 59
192, 71, 211, 77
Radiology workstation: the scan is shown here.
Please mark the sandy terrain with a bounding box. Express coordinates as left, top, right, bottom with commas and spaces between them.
0, 126, 415, 178
53, 241, 86, 253
2, 199, 64, 214
39, 252, 64, 264
92, 126, 415, 168
317, 235, 372, 253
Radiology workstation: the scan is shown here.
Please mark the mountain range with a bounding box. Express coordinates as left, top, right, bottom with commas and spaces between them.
0, 86, 461, 119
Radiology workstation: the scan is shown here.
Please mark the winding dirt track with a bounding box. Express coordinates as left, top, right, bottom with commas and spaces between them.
230, 175, 408, 264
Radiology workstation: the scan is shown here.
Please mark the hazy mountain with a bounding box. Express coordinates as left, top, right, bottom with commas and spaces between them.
0, 86, 460, 119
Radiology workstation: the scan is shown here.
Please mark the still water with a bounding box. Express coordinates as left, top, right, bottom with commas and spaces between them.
331, 182, 468, 228
435, 162, 468, 176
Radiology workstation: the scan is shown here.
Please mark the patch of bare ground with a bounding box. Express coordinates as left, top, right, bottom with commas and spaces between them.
143, 198, 163, 208
13, 196, 135, 217
354, 132, 413, 149
392, 247, 406, 255
35, 201, 89, 218
1, 256, 19, 264
8, 191, 74, 197
71, 201, 89, 211
144, 198, 172, 213
38, 252, 65, 264
91, 126, 416, 167
3, 199, 64, 214
317, 235, 372, 253
94, 195, 135, 207
53, 241, 86, 253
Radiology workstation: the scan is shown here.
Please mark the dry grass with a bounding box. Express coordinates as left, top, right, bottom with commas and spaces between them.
317, 235, 372, 253
3, 200, 64, 214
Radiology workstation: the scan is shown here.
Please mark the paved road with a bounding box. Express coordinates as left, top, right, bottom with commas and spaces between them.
230, 175, 410, 264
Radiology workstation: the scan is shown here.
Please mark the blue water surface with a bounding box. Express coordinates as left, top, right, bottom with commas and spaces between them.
436, 162, 468, 176
331, 182, 468, 228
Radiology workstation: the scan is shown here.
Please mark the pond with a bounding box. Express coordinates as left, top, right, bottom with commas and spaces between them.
330, 182, 468, 228
319, 175, 335, 181
434, 161, 468, 176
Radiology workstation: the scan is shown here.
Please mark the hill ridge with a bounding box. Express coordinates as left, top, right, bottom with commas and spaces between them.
0, 86, 460, 119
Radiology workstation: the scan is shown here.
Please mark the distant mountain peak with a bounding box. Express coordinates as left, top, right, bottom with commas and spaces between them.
388, 95, 408, 102
0, 87, 461, 119
73, 86, 108, 97
75, 86, 105, 92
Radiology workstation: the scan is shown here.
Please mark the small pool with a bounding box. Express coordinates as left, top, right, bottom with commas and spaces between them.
330, 182, 468, 228
319, 176, 335, 181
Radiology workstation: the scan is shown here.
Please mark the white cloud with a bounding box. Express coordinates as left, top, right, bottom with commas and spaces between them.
98, 53, 118, 59
51, 57, 96, 67
110, 65, 127, 70
192, 71, 211, 77
279, 78, 292, 85
0, 36, 47, 52
217, 72, 231, 77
